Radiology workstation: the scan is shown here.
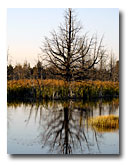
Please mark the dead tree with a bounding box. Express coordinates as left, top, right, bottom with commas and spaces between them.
41, 8, 106, 82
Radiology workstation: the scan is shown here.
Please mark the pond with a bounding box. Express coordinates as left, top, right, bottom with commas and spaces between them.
7, 99, 119, 154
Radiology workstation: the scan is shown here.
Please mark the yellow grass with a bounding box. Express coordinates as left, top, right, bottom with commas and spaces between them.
88, 115, 119, 130
7, 79, 119, 100
7, 79, 119, 89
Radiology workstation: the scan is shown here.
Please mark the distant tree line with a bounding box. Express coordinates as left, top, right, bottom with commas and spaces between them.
7, 58, 119, 82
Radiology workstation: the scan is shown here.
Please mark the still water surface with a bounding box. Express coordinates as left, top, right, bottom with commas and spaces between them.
7, 99, 119, 154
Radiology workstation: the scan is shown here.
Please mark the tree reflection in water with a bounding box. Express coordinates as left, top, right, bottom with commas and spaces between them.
40, 101, 92, 154
35, 100, 106, 154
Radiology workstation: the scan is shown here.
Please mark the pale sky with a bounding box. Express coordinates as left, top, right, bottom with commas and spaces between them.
7, 8, 119, 67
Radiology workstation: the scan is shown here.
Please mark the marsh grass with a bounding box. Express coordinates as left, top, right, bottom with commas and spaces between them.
7, 79, 119, 101
88, 115, 119, 131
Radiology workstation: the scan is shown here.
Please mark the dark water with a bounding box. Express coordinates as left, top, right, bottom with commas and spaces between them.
7, 99, 119, 154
